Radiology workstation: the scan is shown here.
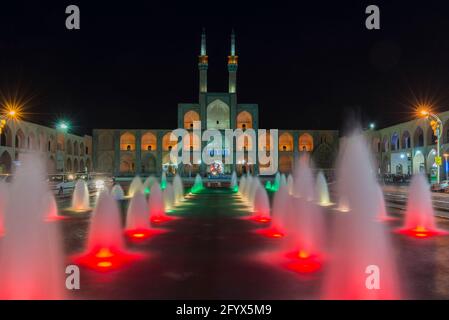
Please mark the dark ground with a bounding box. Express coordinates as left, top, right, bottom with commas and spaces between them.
54, 188, 449, 300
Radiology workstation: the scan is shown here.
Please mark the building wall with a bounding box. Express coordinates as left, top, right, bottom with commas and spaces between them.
367, 110, 449, 178
93, 128, 339, 177
0, 119, 92, 174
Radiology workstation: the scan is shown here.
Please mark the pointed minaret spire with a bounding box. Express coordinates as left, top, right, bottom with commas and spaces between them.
228, 29, 238, 93
201, 27, 207, 56
230, 28, 236, 56
198, 28, 208, 93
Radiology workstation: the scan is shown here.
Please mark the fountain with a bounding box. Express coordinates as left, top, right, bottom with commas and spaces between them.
128, 176, 143, 197
0, 182, 9, 236
315, 171, 332, 206
398, 174, 447, 237
257, 185, 290, 238
71, 179, 91, 212
149, 182, 171, 223
143, 176, 156, 194
272, 172, 281, 192
251, 185, 271, 223
248, 177, 262, 210
293, 154, 316, 201
375, 184, 391, 221
125, 191, 158, 240
265, 180, 272, 191
191, 174, 204, 194
280, 173, 287, 187
163, 182, 176, 212
44, 192, 61, 221
322, 134, 400, 299
160, 171, 167, 190
287, 174, 294, 195
239, 175, 247, 195
0, 154, 65, 299
173, 174, 184, 204
230, 171, 238, 192
75, 190, 137, 271
110, 184, 125, 200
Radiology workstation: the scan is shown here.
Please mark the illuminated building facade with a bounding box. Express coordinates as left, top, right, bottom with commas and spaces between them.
0, 119, 92, 174
367, 110, 449, 180
93, 30, 338, 177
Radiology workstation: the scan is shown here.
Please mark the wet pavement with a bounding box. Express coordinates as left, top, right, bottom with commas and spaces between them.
53, 188, 449, 300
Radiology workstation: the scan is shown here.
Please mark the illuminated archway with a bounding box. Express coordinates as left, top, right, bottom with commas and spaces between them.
66, 139, 73, 154
391, 133, 399, 151
236, 111, 253, 129
120, 132, 136, 151
66, 158, 72, 172
0, 125, 12, 147
299, 133, 313, 152
401, 131, 411, 149
73, 141, 79, 156
120, 153, 135, 173
413, 127, 424, 147
207, 100, 230, 129
413, 152, 425, 174
162, 132, 178, 151
0, 151, 12, 173
278, 132, 293, 151
141, 131, 157, 151
15, 128, 25, 149
279, 154, 293, 173
183, 110, 200, 129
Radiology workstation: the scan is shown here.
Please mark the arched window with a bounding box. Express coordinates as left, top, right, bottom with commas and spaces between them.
207, 100, 230, 129
278, 132, 293, 151
414, 127, 424, 147
141, 131, 157, 151
120, 132, 136, 151
236, 111, 253, 129
183, 110, 200, 129
299, 133, 313, 152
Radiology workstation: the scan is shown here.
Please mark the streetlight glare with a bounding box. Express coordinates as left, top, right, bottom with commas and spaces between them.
369, 123, 375, 129
58, 122, 69, 130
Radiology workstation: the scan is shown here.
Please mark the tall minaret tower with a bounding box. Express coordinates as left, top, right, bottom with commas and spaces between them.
198, 28, 208, 93
228, 29, 238, 93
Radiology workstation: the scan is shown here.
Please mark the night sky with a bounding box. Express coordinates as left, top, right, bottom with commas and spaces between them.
1, 1, 449, 135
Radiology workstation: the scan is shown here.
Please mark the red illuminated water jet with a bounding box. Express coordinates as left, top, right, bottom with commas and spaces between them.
397, 174, 448, 239
249, 185, 271, 223
125, 191, 167, 241
283, 249, 322, 274
74, 191, 140, 272
43, 192, 67, 221
0, 182, 8, 236
149, 182, 174, 225
255, 227, 284, 238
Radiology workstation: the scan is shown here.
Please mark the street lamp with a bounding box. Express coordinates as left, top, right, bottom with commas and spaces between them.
418, 107, 443, 184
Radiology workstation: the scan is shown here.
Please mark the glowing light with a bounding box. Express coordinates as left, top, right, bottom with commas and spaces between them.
73, 247, 142, 272
284, 250, 323, 274
396, 226, 448, 239
298, 250, 310, 259
95, 248, 114, 258
369, 123, 375, 130
256, 228, 284, 238
97, 261, 112, 268
57, 121, 69, 131
248, 215, 271, 223
150, 215, 174, 224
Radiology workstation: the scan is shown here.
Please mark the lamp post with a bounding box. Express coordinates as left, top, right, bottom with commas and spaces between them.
419, 109, 443, 184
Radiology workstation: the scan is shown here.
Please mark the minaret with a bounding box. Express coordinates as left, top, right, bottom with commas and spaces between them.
228, 29, 238, 93
198, 28, 208, 93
